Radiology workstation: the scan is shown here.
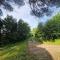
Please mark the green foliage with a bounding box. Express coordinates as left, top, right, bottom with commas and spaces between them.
0, 16, 30, 46
35, 13, 60, 41
35, 23, 44, 40
0, 41, 27, 60
44, 13, 60, 40
0, 18, 3, 29
0, 18, 3, 42
4, 15, 17, 33
17, 19, 30, 41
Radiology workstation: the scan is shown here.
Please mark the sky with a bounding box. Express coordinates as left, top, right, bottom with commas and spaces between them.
0, 0, 60, 29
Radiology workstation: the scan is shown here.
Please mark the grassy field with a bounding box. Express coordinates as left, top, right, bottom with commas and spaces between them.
0, 41, 28, 60
43, 39, 60, 45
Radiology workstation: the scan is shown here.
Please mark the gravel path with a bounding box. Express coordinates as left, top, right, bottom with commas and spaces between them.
28, 41, 60, 60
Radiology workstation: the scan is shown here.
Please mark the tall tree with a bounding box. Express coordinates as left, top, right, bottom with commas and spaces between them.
44, 13, 60, 40
0, 16, 31, 46
3, 15, 17, 43
35, 22, 44, 38
36, 13, 60, 40
17, 19, 30, 41
0, 18, 3, 40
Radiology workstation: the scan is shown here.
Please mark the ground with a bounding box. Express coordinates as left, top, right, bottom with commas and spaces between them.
28, 40, 60, 60
0, 41, 27, 60
0, 39, 60, 60
37, 44, 60, 60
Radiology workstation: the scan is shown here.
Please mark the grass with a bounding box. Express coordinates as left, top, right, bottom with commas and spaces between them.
43, 39, 60, 45
0, 41, 28, 60
0, 39, 44, 60
1, 38, 60, 60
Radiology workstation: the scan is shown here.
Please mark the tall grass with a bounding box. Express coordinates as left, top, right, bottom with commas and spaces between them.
0, 41, 28, 60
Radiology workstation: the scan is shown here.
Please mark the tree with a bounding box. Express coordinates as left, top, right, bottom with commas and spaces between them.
32, 23, 44, 43
0, 16, 31, 46
44, 13, 60, 40
35, 22, 43, 38
36, 13, 60, 40
3, 15, 17, 43
17, 19, 30, 41
0, 18, 3, 40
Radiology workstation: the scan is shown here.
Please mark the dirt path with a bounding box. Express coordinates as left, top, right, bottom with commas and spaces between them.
28, 41, 60, 60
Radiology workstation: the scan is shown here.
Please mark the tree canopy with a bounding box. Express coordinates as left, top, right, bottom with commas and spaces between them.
35, 13, 60, 40
0, 15, 30, 46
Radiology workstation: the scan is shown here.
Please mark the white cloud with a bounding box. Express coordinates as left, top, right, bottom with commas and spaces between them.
1, 0, 60, 29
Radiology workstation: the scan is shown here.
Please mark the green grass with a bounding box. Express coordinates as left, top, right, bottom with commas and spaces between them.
1, 39, 60, 60
43, 39, 60, 45
0, 41, 28, 60
0, 40, 42, 60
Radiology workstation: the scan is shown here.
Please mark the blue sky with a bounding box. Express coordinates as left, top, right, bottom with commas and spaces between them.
0, 0, 60, 29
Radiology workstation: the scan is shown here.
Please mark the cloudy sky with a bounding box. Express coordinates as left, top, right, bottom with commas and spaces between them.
0, 0, 60, 29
